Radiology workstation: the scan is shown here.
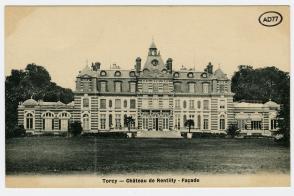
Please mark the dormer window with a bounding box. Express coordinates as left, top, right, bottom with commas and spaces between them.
173, 72, 179, 78
201, 73, 207, 78
100, 71, 107, 76
114, 71, 121, 77
129, 71, 136, 77
187, 72, 194, 78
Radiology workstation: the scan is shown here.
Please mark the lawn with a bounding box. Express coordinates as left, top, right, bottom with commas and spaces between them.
6, 137, 290, 175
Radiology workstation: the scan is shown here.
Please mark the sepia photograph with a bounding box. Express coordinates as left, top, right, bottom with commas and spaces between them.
4, 5, 290, 188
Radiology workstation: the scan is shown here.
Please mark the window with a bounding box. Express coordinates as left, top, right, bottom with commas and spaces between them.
153, 83, 158, 92
238, 120, 247, 130
109, 100, 112, 108
183, 100, 187, 109
187, 72, 194, 78
163, 84, 169, 92
188, 83, 195, 93
174, 82, 181, 92
219, 84, 225, 93
42, 112, 54, 131
203, 83, 209, 93
183, 115, 187, 124
163, 116, 169, 130
203, 116, 209, 130
109, 114, 113, 128
100, 81, 107, 92
271, 119, 278, 130
219, 100, 225, 109
25, 113, 34, 129
82, 98, 89, 108
114, 71, 121, 77
197, 115, 201, 129
189, 100, 195, 109
130, 99, 136, 109
100, 71, 107, 76
219, 115, 225, 130
203, 100, 209, 110
115, 81, 122, 92
123, 100, 127, 108
115, 114, 121, 129
100, 99, 106, 109
115, 99, 121, 109
251, 121, 261, 130
82, 113, 90, 130
175, 100, 180, 108
142, 117, 148, 130
59, 119, 69, 131
130, 82, 136, 93
173, 72, 179, 78
175, 114, 181, 130
197, 101, 201, 109
100, 114, 106, 129
142, 84, 148, 92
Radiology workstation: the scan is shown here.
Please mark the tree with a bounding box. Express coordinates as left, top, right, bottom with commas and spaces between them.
231, 65, 290, 145
5, 63, 74, 138
69, 121, 83, 136
225, 124, 240, 138
125, 116, 134, 133
184, 119, 194, 133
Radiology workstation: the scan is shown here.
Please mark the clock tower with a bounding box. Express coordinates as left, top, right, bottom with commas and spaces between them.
143, 40, 166, 71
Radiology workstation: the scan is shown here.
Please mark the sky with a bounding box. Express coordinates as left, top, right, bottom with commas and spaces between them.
5, 6, 290, 89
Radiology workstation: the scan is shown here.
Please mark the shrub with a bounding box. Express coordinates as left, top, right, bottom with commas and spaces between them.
12, 125, 26, 137
225, 124, 240, 138
69, 121, 83, 136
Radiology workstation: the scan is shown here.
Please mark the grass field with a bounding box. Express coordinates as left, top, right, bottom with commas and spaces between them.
6, 137, 290, 175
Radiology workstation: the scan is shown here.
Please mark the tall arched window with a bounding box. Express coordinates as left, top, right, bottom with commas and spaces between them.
183, 115, 187, 124
183, 100, 187, 109
124, 100, 128, 108
109, 114, 113, 128
219, 114, 226, 130
25, 113, 34, 129
58, 112, 71, 131
82, 113, 90, 130
197, 115, 201, 129
42, 112, 54, 131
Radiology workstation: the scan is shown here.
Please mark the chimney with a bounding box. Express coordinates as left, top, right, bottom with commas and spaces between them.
92, 62, 101, 71
206, 62, 213, 74
135, 57, 141, 73
166, 58, 173, 73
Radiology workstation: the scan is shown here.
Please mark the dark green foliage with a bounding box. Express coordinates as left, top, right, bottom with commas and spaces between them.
184, 119, 194, 133
231, 65, 290, 146
225, 124, 240, 138
5, 63, 74, 138
7, 125, 26, 138
69, 121, 83, 136
125, 116, 135, 132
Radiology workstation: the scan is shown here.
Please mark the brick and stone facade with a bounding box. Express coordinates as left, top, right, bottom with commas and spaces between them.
18, 41, 280, 136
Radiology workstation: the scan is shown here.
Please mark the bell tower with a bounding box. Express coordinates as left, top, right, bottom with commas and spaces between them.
148, 40, 158, 56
